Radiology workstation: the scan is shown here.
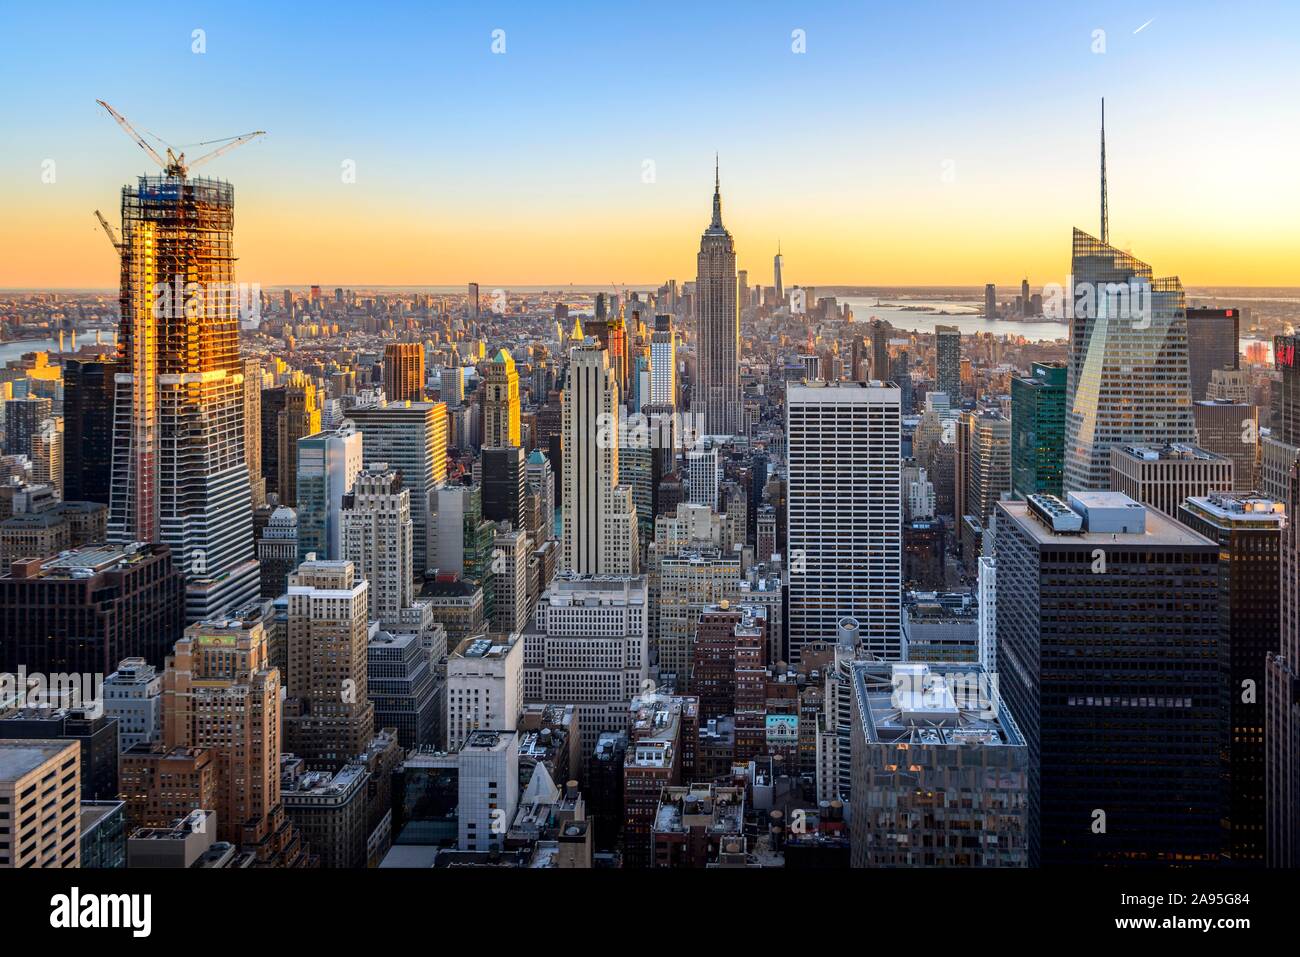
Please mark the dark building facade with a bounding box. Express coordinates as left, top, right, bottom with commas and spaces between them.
0, 543, 186, 676
481, 445, 526, 530
261, 385, 287, 500
62, 358, 118, 504
995, 492, 1227, 866
1186, 307, 1240, 402
1179, 492, 1282, 865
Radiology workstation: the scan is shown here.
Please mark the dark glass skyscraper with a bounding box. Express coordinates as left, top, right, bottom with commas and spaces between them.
934, 325, 961, 404
62, 358, 118, 504
995, 492, 1227, 866
1186, 306, 1240, 402
1179, 492, 1282, 865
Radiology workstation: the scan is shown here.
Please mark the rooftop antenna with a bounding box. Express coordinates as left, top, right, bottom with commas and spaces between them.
1100, 97, 1109, 245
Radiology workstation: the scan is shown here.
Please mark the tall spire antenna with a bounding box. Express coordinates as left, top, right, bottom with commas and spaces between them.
710, 153, 723, 227
1100, 97, 1109, 245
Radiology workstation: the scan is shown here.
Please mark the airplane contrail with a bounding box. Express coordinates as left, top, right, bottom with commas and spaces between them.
1133, 18, 1156, 34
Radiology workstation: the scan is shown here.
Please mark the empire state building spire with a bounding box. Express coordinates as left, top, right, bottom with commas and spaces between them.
711, 153, 723, 228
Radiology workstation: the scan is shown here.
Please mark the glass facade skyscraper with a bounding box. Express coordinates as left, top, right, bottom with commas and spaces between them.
1063, 228, 1197, 491
934, 325, 961, 405
1011, 361, 1066, 499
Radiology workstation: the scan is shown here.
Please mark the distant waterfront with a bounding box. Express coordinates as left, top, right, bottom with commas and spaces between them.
0, 337, 61, 363
839, 297, 1069, 342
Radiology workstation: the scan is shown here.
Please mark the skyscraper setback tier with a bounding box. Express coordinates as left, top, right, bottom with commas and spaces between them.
693, 164, 741, 436
1063, 228, 1196, 491
107, 176, 257, 621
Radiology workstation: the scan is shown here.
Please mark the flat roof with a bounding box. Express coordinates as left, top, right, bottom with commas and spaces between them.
0, 739, 73, 781
852, 663, 1024, 748
999, 498, 1216, 548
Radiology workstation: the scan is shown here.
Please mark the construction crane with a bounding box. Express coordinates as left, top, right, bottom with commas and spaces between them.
93, 209, 121, 251
96, 99, 265, 180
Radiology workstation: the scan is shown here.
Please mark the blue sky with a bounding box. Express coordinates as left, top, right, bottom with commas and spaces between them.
3, 1, 1297, 286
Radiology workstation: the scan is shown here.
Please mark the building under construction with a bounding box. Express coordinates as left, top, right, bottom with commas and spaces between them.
108, 174, 259, 621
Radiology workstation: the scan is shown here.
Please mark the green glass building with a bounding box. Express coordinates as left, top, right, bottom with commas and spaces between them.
1011, 362, 1066, 498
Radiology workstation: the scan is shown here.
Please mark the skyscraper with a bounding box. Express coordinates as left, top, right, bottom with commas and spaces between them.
525, 448, 555, 544
562, 342, 638, 576
62, 358, 117, 505
1011, 362, 1066, 499
773, 242, 784, 303
1063, 229, 1196, 490
850, 661, 1028, 867
871, 319, 891, 381
934, 325, 961, 404
277, 372, 321, 508
383, 342, 425, 404
161, 614, 284, 848
523, 575, 649, 754
996, 492, 1227, 866
1186, 307, 1240, 401
958, 409, 1011, 522
107, 175, 258, 620
482, 445, 526, 530
1268, 461, 1300, 868
295, 424, 363, 562
284, 560, 376, 768
786, 382, 902, 661
2, 396, 51, 457
242, 357, 266, 508
984, 284, 997, 319
693, 160, 741, 435
483, 348, 521, 448
1179, 492, 1283, 865
349, 400, 448, 577
342, 465, 414, 627
649, 315, 677, 408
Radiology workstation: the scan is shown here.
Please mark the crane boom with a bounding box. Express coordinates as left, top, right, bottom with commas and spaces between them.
186, 129, 267, 172
94, 209, 121, 251
96, 99, 265, 180
96, 99, 168, 173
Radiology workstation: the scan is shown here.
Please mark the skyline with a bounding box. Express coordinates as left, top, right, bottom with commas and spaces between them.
1, 1, 1298, 289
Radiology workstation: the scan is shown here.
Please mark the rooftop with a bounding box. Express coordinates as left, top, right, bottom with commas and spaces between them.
1114, 443, 1228, 463
1183, 492, 1285, 526
852, 662, 1025, 748
451, 634, 517, 660
1002, 494, 1215, 547
0, 739, 74, 781
653, 784, 746, 836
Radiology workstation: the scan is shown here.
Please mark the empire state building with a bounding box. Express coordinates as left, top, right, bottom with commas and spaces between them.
693, 159, 741, 436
